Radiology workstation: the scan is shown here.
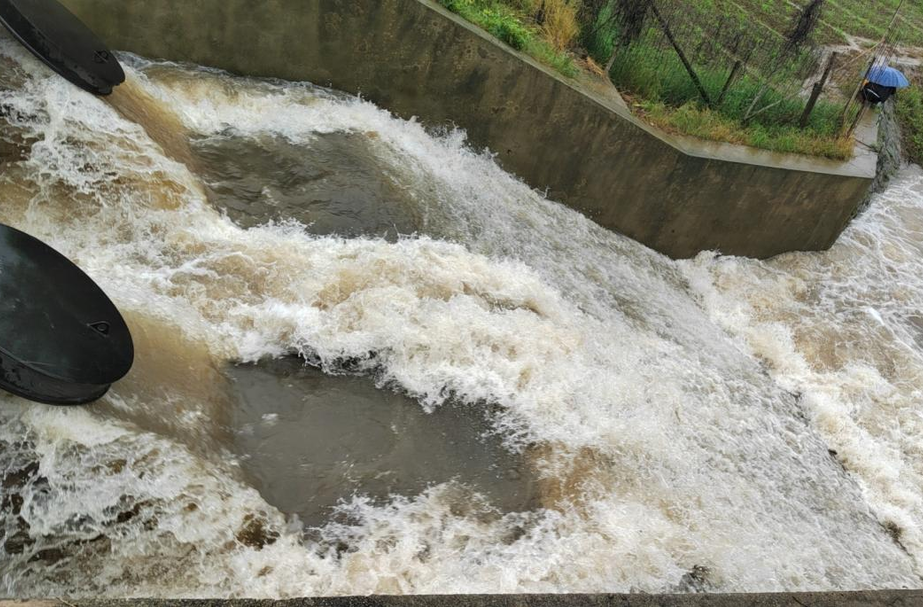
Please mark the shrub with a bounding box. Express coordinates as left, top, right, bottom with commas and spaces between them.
438, 0, 577, 75
484, 8, 532, 49
540, 0, 582, 50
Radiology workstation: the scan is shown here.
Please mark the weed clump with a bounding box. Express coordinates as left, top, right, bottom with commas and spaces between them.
439, 0, 578, 74
540, 0, 582, 50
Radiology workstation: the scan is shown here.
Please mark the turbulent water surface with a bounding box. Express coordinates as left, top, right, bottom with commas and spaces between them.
1, 36, 923, 596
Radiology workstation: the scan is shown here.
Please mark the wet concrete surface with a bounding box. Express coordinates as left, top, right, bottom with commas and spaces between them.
6, 591, 923, 606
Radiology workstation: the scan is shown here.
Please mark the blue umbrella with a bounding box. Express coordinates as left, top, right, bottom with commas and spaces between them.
867, 65, 911, 88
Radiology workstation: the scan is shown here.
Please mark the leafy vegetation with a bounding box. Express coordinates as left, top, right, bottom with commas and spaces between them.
582, 1, 619, 64
636, 100, 852, 159
440, 0, 920, 160
608, 36, 853, 159
896, 81, 923, 166
438, 0, 580, 76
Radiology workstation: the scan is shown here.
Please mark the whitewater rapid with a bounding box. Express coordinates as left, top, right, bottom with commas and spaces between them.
0, 37, 921, 596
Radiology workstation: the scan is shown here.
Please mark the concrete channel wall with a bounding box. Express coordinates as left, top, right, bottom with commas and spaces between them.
5, 593, 923, 607
58, 0, 877, 259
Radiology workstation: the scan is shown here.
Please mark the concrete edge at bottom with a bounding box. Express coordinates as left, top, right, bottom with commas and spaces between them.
2, 592, 922, 607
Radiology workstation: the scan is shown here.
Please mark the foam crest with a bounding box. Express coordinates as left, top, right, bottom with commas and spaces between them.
0, 41, 919, 596
684, 168, 923, 573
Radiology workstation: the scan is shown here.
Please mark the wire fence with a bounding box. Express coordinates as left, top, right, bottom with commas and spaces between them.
579, 0, 911, 136
839, 1, 917, 134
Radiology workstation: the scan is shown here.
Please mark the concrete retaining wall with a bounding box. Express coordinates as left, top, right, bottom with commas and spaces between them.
57, 0, 877, 258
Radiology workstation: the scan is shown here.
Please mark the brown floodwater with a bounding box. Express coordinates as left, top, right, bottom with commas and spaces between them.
184, 120, 539, 525
111, 77, 542, 528
4, 52, 920, 596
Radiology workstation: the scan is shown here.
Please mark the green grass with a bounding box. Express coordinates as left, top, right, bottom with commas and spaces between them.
637, 100, 852, 159
696, 0, 923, 45
610, 42, 851, 158
896, 82, 923, 166
440, 0, 920, 159
438, 0, 578, 77
583, 2, 618, 64
813, 0, 923, 45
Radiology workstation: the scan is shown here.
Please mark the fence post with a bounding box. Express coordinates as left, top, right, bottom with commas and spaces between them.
716, 60, 743, 107
648, 0, 712, 107
799, 51, 838, 127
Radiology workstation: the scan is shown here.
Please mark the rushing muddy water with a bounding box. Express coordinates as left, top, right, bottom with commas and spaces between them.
1, 37, 923, 597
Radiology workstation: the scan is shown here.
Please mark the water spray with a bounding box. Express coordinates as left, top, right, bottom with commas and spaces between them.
0, 0, 132, 404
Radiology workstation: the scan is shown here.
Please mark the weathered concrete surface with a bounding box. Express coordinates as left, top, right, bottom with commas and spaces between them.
3, 592, 923, 607
863, 100, 904, 209
56, 0, 877, 258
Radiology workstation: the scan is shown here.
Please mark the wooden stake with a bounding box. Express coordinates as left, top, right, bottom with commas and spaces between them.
716, 60, 743, 107
648, 0, 712, 107
800, 51, 838, 127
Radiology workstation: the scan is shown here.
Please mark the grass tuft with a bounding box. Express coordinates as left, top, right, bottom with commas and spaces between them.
635, 99, 853, 159
610, 42, 851, 159
540, 0, 582, 51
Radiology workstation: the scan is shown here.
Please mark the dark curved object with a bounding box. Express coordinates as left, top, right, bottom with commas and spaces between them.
862, 81, 896, 105
0, 0, 124, 95
0, 224, 133, 405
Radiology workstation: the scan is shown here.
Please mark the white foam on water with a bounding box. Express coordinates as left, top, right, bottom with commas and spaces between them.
0, 39, 920, 596
683, 166, 923, 574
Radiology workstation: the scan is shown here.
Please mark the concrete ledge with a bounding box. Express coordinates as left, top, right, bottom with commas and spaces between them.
4, 592, 923, 607
55, 0, 876, 258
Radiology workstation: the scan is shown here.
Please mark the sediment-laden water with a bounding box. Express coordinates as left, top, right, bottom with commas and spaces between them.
1, 36, 922, 596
